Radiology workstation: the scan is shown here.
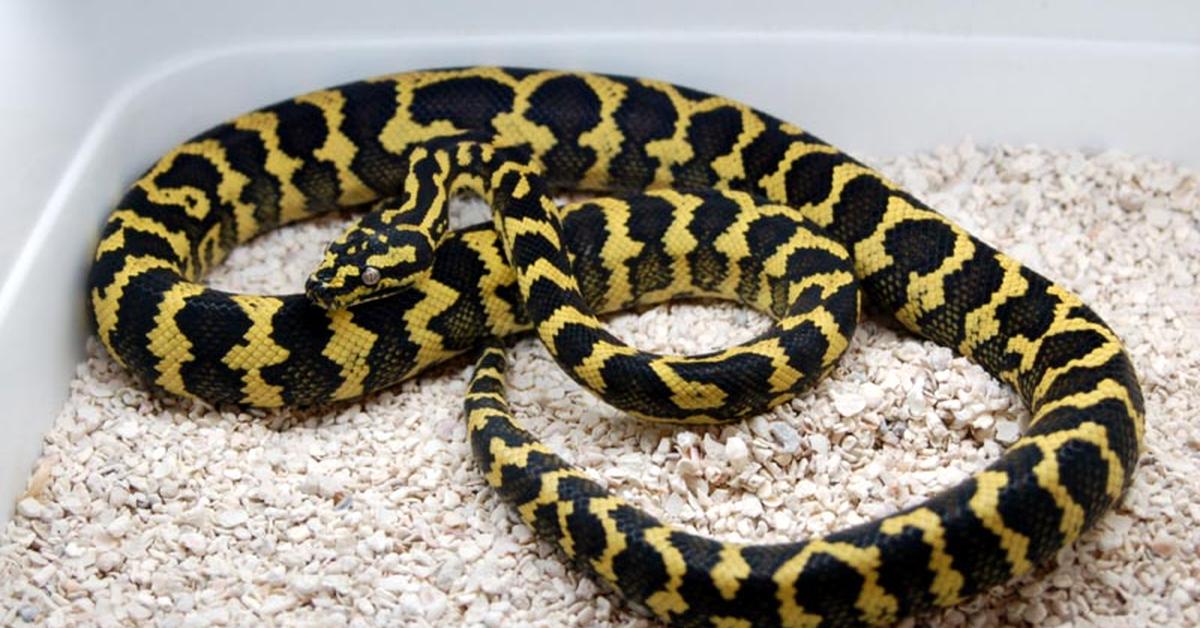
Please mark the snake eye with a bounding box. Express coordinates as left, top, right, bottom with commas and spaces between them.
362, 266, 381, 286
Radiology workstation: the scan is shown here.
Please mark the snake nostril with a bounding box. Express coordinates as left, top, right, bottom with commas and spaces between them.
305, 278, 332, 303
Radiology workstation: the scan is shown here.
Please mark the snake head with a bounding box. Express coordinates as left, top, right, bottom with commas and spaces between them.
305, 221, 435, 310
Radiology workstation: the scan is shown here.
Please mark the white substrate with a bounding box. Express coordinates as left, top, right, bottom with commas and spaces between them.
1, 141, 1197, 626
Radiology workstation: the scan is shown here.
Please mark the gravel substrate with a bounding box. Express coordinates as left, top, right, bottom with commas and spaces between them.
2, 140, 1197, 627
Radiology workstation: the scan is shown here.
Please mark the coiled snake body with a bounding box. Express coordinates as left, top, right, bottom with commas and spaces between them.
88, 67, 1143, 626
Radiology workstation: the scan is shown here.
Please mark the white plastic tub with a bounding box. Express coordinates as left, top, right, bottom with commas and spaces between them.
1, 0, 1197, 523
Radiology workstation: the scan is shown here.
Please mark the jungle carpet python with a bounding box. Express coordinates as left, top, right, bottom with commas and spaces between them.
88, 67, 1143, 626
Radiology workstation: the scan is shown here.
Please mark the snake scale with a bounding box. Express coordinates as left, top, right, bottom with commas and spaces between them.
87, 67, 1143, 626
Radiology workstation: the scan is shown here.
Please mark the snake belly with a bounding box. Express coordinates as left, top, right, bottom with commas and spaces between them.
87, 67, 1144, 626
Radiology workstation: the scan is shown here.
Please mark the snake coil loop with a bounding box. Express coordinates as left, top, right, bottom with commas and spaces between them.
88, 67, 1143, 626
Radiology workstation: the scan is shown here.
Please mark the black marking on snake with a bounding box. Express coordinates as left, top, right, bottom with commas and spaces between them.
675, 106, 746, 187
259, 298, 345, 406
527, 75, 603, 183
563, 201, 617, 306
411, 76, 516, 136
783, 151, 850, 209
920, 248, 1010, 356
175, 291, 253, 404
609, 81, 680, 189
997, 445, 1067, 563
336, 80, 411, 194
275, 101, 345, 213
822, 174, 895, 247
684, 194, 741, 293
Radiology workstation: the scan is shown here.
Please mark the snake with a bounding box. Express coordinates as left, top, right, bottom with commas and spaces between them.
86, 67, 1144, 626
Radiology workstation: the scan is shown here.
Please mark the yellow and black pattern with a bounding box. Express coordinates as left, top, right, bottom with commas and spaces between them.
301, 137, 861, 422
87, 67, 1144, 626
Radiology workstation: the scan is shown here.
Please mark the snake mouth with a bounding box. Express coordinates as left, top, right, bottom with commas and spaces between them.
305, 274, 408, 310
